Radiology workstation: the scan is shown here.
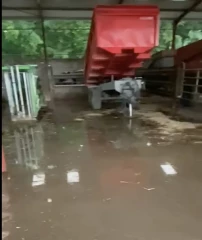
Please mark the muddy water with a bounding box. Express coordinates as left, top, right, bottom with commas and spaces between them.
2, 101, 202, 240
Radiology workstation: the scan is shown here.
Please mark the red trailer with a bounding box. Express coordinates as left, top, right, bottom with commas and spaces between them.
84, 5, 160, 112
139, 40, 202, 102
84, 5, 160, 85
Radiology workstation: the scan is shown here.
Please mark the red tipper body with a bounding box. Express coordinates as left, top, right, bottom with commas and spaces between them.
84, 5, 160, 85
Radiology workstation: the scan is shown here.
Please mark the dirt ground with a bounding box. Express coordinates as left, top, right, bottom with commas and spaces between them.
2, 96, 202, 240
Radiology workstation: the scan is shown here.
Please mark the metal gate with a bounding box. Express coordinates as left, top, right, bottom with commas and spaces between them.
181, 67, 202, 106
2, 65, 42, 121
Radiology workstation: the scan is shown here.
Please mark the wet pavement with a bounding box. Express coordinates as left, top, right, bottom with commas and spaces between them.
2, 100, 202, 240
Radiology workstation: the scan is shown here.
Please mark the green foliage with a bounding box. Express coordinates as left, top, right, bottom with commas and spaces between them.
44, 20, 90, 58
2, 20, 90, 63
2, 20, 43, 62
154, 20, 202, 52
2, 19, 202, 63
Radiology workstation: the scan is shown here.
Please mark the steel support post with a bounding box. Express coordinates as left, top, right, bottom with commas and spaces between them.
172, 21, 177, 50
36, 0, 53, 108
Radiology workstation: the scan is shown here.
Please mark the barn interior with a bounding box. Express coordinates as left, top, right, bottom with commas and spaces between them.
2, 1, 202, 240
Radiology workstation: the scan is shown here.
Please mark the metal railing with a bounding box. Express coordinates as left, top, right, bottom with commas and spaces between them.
179, 66, 202, 105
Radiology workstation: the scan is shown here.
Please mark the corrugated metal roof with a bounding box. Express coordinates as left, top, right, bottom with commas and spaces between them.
2, 0, 202, 20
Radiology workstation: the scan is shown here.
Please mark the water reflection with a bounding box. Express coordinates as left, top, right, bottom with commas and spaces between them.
14, 125, 44, 170
2, 181, 12, 239
161, 163, 177, 175
109, 119, 150, 150
32, 172, 46, 187
67, 169, 80, 184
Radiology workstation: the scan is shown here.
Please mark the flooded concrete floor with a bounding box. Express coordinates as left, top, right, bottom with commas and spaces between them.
2, 100, 202, 240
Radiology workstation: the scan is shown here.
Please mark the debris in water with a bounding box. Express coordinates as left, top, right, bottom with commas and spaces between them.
157, 141, 172, 146
16, 227, 21, 229
134, 172, 141, 176
47, 165, 56, 169
143, 187, 155, 191
74, 118, 84, 121
193, 141, 202, 144
78, 145, 84, 151
103, 198, 111, 202
86, 113, 103, 117
120, 181, 134, 184
62, 126, 66, 129
47, 198, 52, 203
146, 142, 152, 147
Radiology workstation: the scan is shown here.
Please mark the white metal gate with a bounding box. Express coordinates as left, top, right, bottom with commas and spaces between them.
2, 65, 41, 121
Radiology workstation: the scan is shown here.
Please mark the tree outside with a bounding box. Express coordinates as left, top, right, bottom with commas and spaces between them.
2, 20, 202, 64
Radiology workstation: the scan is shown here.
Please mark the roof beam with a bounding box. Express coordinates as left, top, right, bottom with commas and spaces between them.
2, 6, 94, 11
36, 0, 48, 62
2, 7, 202, 20
174, 0, 202, 24
2, 6, 202, 13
